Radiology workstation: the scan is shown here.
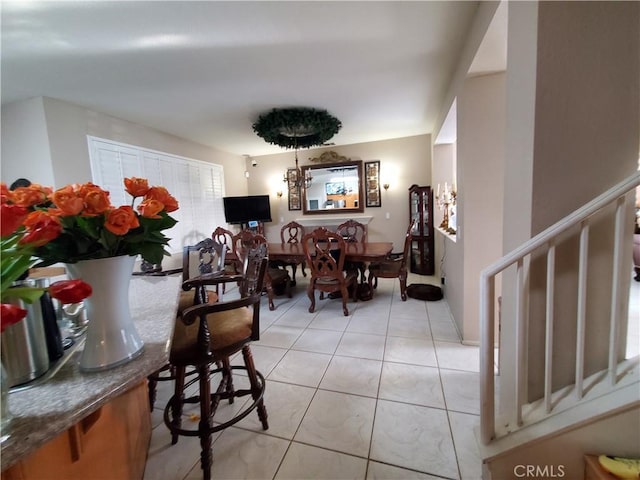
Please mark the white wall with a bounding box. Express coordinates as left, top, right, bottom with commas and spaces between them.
528, 1, 637, 398
496, 0, 639, 429
1, 97, 55, 186
430, 0, 503, 343
449, 72, 506, 343
249, 135, 432, 249
1, 96, 247, 197
433, 143, 461, 323
433, 1, 500, 140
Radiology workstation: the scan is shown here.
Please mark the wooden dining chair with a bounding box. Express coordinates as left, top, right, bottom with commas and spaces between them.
212, 226, 240, 275
273, 221, 306, 284
303, 227, 358, 316
163, 243, 269, 480
147, 238, 225, 409
336, 219, 367, 282
336, 219, 367, 243
367, 220, 415, 301
232, 229, 291, 310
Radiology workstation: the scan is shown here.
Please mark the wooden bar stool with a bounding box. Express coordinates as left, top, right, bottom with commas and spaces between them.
163, 243, 269, 480
147, 238, 225, 409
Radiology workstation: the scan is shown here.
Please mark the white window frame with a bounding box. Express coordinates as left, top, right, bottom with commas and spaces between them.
87, 136, 226, 255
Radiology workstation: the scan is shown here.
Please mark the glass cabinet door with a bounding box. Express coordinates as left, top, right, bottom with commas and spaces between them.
408, 185, 434, 275
410, 191, 420, 235
422, 194, 430, 237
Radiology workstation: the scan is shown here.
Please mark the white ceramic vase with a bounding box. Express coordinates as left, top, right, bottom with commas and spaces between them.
66, 255, 144, 372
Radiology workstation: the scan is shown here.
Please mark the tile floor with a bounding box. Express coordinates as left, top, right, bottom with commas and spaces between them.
143, 271, 640, 480
143, 272, 483, 480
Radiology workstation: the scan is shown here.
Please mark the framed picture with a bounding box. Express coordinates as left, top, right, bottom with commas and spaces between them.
365, 160, 381, 207
287, 168, 301, 211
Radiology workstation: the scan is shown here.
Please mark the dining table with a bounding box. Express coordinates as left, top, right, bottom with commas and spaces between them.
267, 241, 393, 284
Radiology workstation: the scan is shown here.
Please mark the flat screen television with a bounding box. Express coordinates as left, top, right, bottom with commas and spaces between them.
223, 195, 272, 224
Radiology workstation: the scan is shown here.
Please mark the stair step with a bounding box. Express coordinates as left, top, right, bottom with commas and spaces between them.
480, 381, 640, 461
494, 356, 639, 439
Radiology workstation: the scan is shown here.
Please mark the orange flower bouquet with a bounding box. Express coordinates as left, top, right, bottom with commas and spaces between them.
1, 177, 178, 372
8, 177, 179, 268
1, 184, 94, 328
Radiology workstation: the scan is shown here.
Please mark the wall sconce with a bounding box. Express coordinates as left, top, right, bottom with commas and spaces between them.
244, 170, 250, 179
276, 191, 283, 198
383, 183, 390, 191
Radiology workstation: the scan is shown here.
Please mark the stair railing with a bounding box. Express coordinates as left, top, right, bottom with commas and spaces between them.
479, 171, 640, 445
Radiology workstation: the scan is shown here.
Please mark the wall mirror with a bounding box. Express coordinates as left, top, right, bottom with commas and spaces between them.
301, 160, 364, 214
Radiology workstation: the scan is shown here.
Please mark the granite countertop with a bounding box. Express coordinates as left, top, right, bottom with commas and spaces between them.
1, 274, 181, 470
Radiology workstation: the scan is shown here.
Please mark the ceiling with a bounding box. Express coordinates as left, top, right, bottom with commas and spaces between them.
1, 1, 500, 157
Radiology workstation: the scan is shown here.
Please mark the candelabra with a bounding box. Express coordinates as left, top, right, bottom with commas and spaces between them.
282, 150, 313, 189
436, 182, 457, 234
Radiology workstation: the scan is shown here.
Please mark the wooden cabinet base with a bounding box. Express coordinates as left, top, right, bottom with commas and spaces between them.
2, 381, 151, 480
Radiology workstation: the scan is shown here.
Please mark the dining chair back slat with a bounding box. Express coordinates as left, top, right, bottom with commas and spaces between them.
336, 219, 367, 282
275, 221, 307, 284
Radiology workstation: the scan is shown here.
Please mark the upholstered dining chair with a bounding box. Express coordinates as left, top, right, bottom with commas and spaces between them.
367, 219, 416, 301
336, 219, 367, 282
232, 229, 292, 310
163, 243, 269, 480
147, 238, 225, 409
273, 221, 306, 284
303, 227, 358, 316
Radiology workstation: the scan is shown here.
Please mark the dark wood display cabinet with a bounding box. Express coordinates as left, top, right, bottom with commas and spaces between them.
409, 184, 435, 275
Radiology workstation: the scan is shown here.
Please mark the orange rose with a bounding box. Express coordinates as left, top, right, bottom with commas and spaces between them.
50, 185, 84, 216
82, 187, 112, 216
124, 177, 150, 198
12, 184, 51, 208
137, 199, 164, 218
145, 186, 179, 213
1, 203, 29, 237
104, 206, 140, 235
163, 194, 179, 213
75, 182, 95, 194
43, 208, 66, 218
20, 210, 62, 247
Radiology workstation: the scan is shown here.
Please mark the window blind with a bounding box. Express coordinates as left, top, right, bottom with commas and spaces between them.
87, 136, 226, 254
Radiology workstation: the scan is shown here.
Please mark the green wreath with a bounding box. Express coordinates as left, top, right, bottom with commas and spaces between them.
252, 107, 342, 149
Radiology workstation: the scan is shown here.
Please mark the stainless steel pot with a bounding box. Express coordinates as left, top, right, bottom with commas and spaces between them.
1, 280, 50, 387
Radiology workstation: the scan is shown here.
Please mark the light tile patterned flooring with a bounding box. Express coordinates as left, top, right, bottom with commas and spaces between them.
143, 272, 640, 480
143, 272, 483, 480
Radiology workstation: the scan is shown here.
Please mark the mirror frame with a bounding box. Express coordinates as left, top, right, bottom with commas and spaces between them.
301, 160, 364, 214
